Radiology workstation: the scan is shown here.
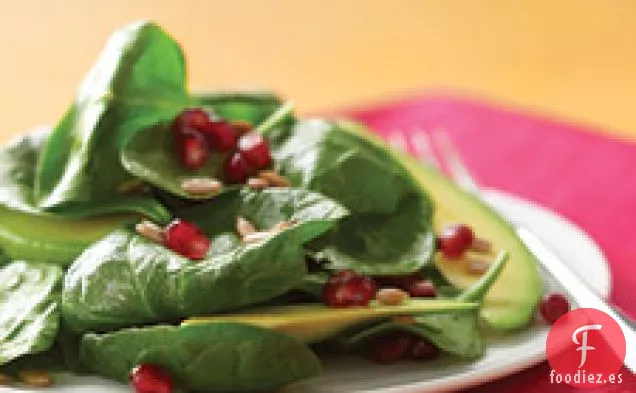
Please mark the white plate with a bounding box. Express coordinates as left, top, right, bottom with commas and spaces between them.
1, 190, 611, 393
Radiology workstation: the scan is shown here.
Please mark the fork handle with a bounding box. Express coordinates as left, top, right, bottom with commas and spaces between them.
517, 228, 635, 374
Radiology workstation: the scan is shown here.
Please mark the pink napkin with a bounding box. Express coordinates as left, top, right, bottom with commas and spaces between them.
339, 95, 636, 392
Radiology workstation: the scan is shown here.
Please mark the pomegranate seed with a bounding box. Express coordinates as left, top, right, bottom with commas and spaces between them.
438, 224, 474, 259
539, 293, 570, 324
130, 364, 173, 393
408, 280, 437, 298
164, 219, 210, 260
175, 130, 209, 170
223, 153, 253, 184
410, 339, 440, 361
173, 108, 209, 133
369, 333, 414, 363
200, 120, 238, 152
323, 270, 376, 307
238, 132, 271, 169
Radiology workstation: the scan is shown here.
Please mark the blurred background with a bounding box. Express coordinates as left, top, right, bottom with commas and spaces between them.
1, 0, 636, 140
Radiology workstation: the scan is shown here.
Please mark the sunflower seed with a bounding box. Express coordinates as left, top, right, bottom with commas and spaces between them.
247, 177, 269, 189
467, 258, 491, 274
236, 217, 257, 238
181, 177, 223, 196
258, 170, 290, 187
376, 288, 409, 306
231, 120, 253, 135
18, 371, 53, 388
243, 231, 272, 244
0, 373, 12, 385
135, 220, 165, 244
470, 237, 492, 253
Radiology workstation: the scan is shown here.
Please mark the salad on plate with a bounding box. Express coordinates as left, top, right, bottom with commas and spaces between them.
0, 21, 564, 392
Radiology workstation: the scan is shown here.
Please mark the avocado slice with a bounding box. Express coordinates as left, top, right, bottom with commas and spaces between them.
336, 121, 543, 330
0, 207, 137, 266
183, 299, 478, 343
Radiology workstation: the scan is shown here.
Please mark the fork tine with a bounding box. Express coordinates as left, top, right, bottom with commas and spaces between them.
409, 129, 440, 169
431, 129, 482, 194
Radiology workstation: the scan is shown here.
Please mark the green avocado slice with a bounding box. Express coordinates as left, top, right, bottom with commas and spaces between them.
0, 207, 137, 266
183, 299, 479, 343
337, 121, 543, 330
0, 129, 141, 266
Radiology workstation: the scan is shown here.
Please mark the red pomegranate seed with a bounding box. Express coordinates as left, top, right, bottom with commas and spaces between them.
175, 130, 209, 170
539, 293, 570, 324
410, 338, 440, 361
238, 132, 271, 169
369, 333, 414, 363
223, 153, 254, 184
200, 120, 238, 152
323, 270, 376, 307
130, 364, 173, 393
438, 224, 474, 259
408, 280, 437, 298
164, 219, 210, 260
173, 108, 209, 133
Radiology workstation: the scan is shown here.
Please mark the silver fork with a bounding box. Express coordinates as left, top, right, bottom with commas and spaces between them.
388, 129, 635, 373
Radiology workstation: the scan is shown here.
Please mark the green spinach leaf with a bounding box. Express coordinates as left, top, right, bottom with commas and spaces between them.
34, 21, 186, 220
197, 90, 293, 125
294, 272, 329, 300
411, 311, 484, 357
0, 127, 48, 214
62, 188, 348, 333
340, 310, 484, 358
1, 328, 85, 375
266, 118, 435, 275
80, 323, 321, 392
0, 261, 61, 365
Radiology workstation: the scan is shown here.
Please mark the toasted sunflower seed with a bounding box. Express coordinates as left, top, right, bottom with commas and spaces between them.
18, 371, 53, 388
135, 220, 165, 244
376, 288, 409, 306
0, 373, 12, 385
181, 177, 223, 196
231, 120, 253, 135
236, 217, 257, 238
258, 170, 290, 187
467, 258, 491, 274
271, 220, 296, 232
243, 231, 272, 244
470, 237, 492, 253
247, 177, 269, 190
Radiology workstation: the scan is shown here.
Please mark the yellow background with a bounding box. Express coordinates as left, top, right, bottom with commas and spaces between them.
1, 0, 636, 141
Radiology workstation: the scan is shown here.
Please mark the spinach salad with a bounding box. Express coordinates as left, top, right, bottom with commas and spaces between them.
0, 21, 547, 392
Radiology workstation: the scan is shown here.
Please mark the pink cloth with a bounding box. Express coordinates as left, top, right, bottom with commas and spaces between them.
339, 95, 636, 392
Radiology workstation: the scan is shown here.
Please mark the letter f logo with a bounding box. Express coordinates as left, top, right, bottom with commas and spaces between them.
572, 324, 603, 368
